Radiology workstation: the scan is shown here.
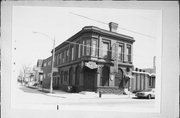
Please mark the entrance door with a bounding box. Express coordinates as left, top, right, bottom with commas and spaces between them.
84, 67, 95, 91
115, 69, 123, 88
102, 66, 109, 86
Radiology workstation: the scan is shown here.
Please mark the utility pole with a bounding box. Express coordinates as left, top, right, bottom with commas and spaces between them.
33, 31, 55, 93
50, 38, 55, 93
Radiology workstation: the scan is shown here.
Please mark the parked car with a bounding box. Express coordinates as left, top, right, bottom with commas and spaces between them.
135, 88, 155, 99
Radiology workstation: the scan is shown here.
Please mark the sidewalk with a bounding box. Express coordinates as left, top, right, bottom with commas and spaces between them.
39, 88, 136, 99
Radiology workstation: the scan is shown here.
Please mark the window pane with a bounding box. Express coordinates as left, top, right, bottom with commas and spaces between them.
66, 49, 69, 62
91, 39, 98, 56
86, 39, 90, 56
118, 45, 123, 61
102, 42, 109, 58
127, 45, 131, 62
82, 40, 85, 56
76, 43, 79, 59
60, 53, 62, 64
71, 47, 74, 60
78, 43, 81, 58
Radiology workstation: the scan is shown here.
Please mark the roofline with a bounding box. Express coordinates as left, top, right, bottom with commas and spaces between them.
43, 56, 52, 62
54, 26, 135, 52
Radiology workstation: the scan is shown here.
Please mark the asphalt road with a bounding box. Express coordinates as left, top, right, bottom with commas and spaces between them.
12, 84, 157, 112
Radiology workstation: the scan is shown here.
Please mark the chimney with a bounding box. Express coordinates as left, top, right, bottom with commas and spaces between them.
109, 22, 118, 32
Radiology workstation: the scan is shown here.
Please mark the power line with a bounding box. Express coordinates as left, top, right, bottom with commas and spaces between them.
69, 12, 156, 39
69, 12, 107, 25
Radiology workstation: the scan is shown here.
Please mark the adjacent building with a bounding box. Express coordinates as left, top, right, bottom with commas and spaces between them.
34, 59, 44, 85
131, 68, 156, 92
52, 22, 135, 93
41, 56, 52, 89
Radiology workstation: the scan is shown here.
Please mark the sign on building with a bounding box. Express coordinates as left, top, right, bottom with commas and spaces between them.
85, 61, 98, 69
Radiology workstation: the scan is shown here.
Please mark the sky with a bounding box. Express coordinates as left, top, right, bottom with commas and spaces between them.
12, 6, 161, 73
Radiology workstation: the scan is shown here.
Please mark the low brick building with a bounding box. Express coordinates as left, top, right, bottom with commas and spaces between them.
51, 22, 135, 94
130, 68, 156, 92
34, 59, 43, 85
41, 56, 52, 89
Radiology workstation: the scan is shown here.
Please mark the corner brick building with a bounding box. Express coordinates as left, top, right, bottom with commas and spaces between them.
51, 22, 135, 93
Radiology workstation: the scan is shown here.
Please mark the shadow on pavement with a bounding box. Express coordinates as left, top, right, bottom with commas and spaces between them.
19, 85, 67, 98
19, 85, 49, 95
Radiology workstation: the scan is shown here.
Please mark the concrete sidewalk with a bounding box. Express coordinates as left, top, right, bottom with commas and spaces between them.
39, 88, 136, 99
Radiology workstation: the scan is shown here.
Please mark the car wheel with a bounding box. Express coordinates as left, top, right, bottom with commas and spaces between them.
147, 94, 151, 99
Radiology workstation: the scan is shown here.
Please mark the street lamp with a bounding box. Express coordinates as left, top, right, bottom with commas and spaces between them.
33, 31, 55, 93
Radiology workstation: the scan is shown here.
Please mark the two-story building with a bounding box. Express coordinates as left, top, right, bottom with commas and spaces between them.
41, 56, 52, 89
34, 59, 44, 85
53, 22, 135, 93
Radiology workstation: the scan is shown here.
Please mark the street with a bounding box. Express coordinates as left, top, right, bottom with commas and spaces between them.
12, 83, 157, 112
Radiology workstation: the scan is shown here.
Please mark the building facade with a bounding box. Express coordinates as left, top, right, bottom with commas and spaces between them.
52, 22, 135, 93
130, 68, 156, 92
41, 56, 52, 89
34, 59, 44, 85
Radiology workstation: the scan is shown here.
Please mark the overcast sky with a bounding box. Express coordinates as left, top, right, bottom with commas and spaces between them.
12, 6, 161, 73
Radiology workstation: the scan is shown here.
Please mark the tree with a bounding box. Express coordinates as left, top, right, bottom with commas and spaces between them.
18, 64, 32, 85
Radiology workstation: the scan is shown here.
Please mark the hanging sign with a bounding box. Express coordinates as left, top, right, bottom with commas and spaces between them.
85, 61, 98, 69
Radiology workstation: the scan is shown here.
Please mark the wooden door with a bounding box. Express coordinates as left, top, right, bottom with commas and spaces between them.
84, 68, 95, 91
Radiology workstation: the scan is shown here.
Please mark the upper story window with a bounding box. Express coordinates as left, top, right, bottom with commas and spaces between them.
64, 50, 67, 63
82, 40, 85, 56
71, 46, 74, 61
75, 42, 79, 59
126, 45, 131, 62
91, 39, 98, 57
57, 54, 59, 65
66, 49, 69, 62
48, 60, 51, 66
118, 44, 124, 61
78, 41, 81, 58
86, 39, 91, 56
59, 53, 62, 64
43, 62, 46, 67
102, 41, 109, 59
62, 51, 65, 63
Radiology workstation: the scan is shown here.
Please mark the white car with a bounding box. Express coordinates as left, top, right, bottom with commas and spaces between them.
135, 88, 155, 99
